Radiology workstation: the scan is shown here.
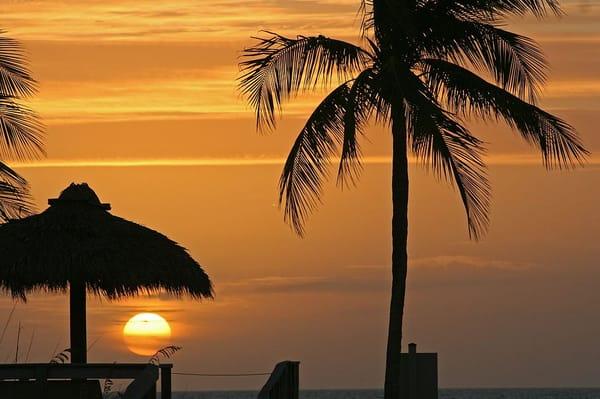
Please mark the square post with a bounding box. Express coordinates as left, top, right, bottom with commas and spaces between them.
69, 280, 87, 364
159, 364, 172, 399
399, 343, 437, 399
408, 343, 417, 399
143, 382, 157, 399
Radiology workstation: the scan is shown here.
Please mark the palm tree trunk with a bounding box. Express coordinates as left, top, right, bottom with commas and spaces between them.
384, 105, 409, 399
69, 279, 87, 363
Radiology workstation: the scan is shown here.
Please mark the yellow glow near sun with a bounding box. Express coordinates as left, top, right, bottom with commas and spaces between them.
123, 313, 172, 356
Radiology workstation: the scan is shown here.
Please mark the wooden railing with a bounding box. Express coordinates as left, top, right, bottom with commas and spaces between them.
0, 363, 172, 399
257, 361, 299, 399
0, 360, 298, 399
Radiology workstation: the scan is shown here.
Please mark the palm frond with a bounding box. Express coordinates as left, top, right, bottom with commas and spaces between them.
0, 96, 45, 160
279, 83, 352, 236
359, 0, 375, 38
239, 32, 370, 132
0, 162, 33, 222
409, 97, 490, 239
337, 69, 380, 187
427, 0, 562, 19
0, 31, 37, 98
421, 59, 588, 168
148, 345, 182, 365
0, 183, 32, 221
419, 15, 547, 102
0, 160, 26, 186
49, 348, 71, 364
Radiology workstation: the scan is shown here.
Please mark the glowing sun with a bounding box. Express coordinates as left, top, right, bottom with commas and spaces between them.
123, 313, 172, 356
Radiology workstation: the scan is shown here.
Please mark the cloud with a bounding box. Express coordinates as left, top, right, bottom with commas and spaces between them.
348, 255, 534, 273
2, 0, 361, 42
4, 0, 598, 43
404, 255, 540, 291
218, 274, 386, 296
214, 255, 534, 297
410, 255, 534, 271
223, 276, 332, 292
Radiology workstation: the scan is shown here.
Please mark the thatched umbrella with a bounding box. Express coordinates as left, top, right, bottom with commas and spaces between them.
0, 183, 213, 363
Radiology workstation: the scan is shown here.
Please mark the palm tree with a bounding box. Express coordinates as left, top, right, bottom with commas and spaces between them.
0, 30, 44, 221
238, 1, 588, 398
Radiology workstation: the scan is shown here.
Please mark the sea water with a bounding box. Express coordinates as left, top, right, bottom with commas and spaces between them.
170, 389, 600, 399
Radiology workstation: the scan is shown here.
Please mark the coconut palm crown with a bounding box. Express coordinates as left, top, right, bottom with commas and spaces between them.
238, 1, 588, 398
0, 30, 44, 221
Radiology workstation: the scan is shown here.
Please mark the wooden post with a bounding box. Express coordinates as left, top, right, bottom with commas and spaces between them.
160, 364, 172, 399
289, 361, 299, 399
408, 343, 417, 399
143, 383, 156, 399
69, 279, 87, 364
34, 365, 47, 398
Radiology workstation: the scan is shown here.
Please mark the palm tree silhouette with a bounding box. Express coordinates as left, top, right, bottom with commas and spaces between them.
0, 30, 44, 221
238, 1, 588, 398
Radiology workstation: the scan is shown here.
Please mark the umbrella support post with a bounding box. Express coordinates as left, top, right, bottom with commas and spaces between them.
69, 280, 87, 364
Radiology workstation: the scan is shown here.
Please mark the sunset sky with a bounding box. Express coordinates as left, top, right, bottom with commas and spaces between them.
1, 0, 599, 391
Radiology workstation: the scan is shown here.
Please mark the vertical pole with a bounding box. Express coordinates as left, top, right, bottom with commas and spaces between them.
69, 279, 87, 364
143, 382, 157, 399
160, 364, 172, 399
290, 361, 299, 399
408, 343, 417, 399
35, 365, 47, 397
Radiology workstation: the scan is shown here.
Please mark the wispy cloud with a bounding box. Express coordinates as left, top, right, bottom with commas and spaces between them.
30, 76, 600, 124
410, 255, 534, 271
347, 255, 534, 272
217, 255, 534, 296
3, 0, 362, 42
4, 0, 598, 42
219, 273, 387, 296
3, 1, 596, 128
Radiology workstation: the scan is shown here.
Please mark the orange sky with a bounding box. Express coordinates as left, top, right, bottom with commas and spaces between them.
0, 0, 599, 391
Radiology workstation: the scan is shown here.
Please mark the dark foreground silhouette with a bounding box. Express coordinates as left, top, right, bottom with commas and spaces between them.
0, 183, 213, 364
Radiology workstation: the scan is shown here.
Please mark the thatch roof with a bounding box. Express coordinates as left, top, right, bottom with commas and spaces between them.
0, 183, 213, 300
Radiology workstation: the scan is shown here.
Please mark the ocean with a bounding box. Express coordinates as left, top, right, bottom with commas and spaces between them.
169, 389, 600, 399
